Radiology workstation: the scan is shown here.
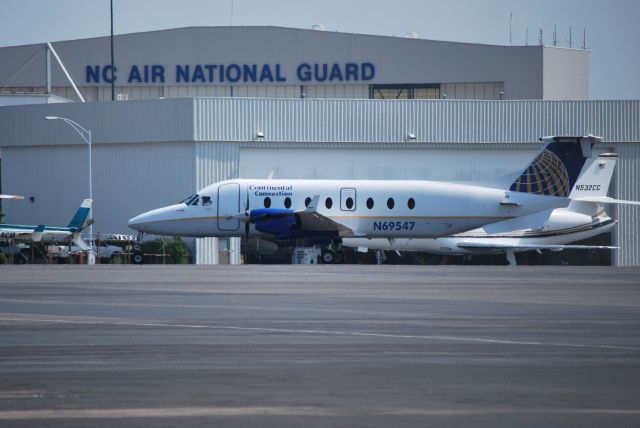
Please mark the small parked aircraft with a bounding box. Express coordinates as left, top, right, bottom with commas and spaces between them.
342, 146, 640, 264
0, 199, 93, 250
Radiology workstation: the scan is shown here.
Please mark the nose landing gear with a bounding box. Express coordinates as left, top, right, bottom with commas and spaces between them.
132, 232, 144, 264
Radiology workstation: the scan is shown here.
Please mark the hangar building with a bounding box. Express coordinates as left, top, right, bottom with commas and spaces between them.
1, 27, 638, 265
1, 26, 588, 101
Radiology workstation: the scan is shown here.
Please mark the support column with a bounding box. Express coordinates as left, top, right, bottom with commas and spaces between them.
229, 237, 241, 264
196, 237, 219, 265
45, 45, 51, 94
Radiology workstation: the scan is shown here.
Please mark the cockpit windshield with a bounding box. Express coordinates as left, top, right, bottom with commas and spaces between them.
179, 194, 200, 206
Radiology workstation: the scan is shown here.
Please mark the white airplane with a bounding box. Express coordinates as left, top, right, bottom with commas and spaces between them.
128, 136, 635, 252
0, 194, 25, 200
342, 149, 629, 265
0, 199, 93, 250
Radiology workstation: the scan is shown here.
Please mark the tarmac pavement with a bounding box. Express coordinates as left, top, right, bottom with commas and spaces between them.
0, 265, 638, 427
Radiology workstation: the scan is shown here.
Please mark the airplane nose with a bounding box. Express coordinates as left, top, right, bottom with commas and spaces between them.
127, 213, 147, 232
127, 204, 185, 235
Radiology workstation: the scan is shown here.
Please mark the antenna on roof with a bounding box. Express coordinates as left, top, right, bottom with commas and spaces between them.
538, 29, 543, 46
538, 17, 543, 46
509, 12, 512, 45
230, 0, 234, 26
582, 28, 587, 49
553, 24, 557, 46
569, 26, 572, 48
525, 28, 528, 46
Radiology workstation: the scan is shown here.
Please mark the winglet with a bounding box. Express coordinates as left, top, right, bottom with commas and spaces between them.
72, 232, 89, 251
31, 225, 45, 242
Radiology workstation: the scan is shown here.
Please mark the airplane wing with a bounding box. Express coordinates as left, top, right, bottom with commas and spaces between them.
0, 194, 25, 200
457, 241, 618, 251
296, 196, 356, 237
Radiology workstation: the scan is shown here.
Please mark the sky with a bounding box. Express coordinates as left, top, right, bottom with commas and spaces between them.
1, 0, 639, 99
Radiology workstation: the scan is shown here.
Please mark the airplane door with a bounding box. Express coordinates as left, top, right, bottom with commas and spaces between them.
217, 183, 240, 231
340, 188, 357, 211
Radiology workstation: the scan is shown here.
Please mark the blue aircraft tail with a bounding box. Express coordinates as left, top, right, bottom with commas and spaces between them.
509, 135, 600, 197
67, 199, 93, 231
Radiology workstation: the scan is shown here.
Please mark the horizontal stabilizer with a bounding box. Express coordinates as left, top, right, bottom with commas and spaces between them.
573, 197, 640, 206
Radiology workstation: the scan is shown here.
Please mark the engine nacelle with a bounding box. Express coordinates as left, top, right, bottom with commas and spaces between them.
249, 208, 339, 240
542, 209, 593, 232
250, 208, 298, 239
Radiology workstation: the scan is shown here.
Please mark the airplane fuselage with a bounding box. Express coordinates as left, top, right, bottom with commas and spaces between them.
128, 178, 570, 239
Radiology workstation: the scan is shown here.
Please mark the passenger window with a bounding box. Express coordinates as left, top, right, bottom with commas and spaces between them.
264, 197, 271, 208
407, 198, 415, 209
305, 197, 312, 207
191, 197, 199, 206
325, 197, 333, 209
387, 198, 394, 209
345, 197, 354, 209
284, 197, 292, 209
366, 197, 374, 209
202, 196, 212, 206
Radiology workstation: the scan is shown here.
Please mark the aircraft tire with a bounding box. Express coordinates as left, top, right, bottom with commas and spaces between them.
321, 250, 335, 264
132, 252, 144, 265
334, 251, 344, 264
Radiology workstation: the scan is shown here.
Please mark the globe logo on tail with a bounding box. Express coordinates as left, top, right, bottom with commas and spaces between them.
510, 149, 570, 197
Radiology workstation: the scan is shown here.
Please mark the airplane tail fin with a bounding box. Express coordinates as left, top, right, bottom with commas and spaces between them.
566, 150, 640, 211
565, 152, 617, 216
509, 135, 600, 197
67, 199, 93, 231
569, 153, 617, 199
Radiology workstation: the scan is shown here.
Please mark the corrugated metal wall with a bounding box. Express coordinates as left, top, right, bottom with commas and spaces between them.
193, 98, 639, 143
611, 142, 640, 266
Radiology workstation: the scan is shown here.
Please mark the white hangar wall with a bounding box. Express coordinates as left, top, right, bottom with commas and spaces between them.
0, 98, 638, 265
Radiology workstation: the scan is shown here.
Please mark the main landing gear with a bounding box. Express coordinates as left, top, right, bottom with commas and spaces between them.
321, 247, 344, 264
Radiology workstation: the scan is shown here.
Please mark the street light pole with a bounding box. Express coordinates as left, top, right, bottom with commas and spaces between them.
45, 116, 95, 265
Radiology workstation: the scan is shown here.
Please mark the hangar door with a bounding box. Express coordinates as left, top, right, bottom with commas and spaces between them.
217, 183, 240, 231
